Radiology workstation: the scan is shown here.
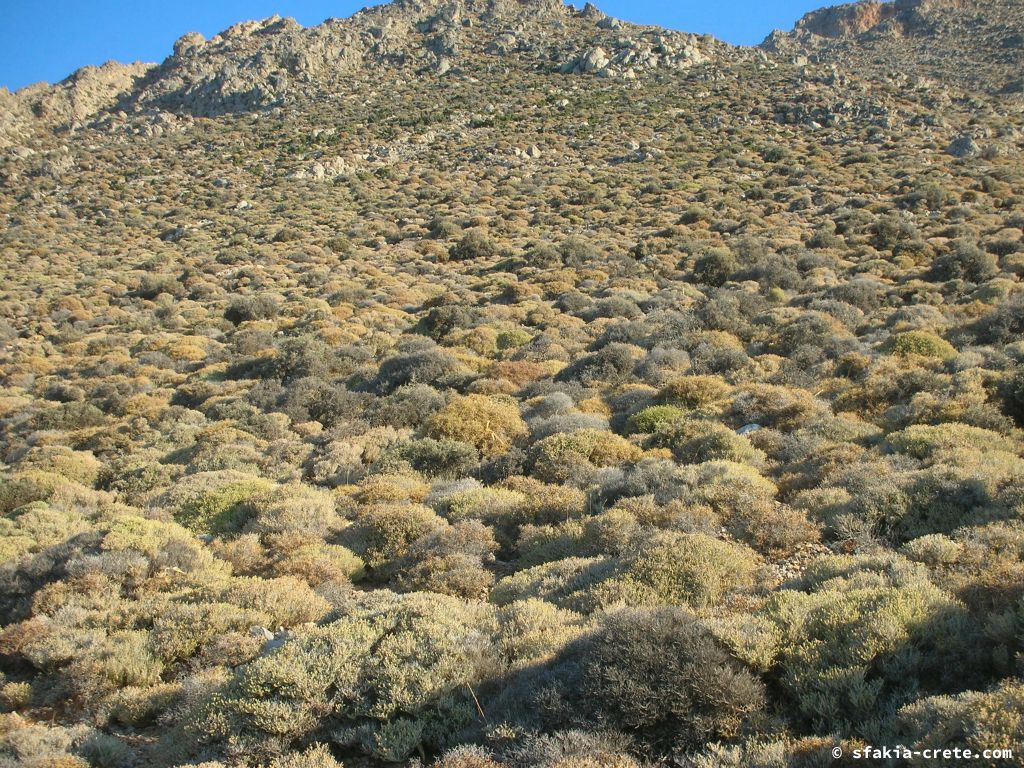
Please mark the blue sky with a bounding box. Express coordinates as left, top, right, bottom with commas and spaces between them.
0, 1, 825, 92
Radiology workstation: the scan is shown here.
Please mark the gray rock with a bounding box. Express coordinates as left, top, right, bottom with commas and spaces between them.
249, 625, 274, 642
579, 46, 610, 73
173, 32, 206, 56
946, 135, 981, 158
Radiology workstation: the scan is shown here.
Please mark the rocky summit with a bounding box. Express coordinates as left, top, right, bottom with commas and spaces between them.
0, 1, 1023, 767
2, 0, 731, 143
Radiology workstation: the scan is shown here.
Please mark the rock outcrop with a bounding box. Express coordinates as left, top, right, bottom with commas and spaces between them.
762, 0, 1021, 95
0, 61, 151, 147
793, 1, 899, 38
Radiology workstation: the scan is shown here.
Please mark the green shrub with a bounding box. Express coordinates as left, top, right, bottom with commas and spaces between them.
896, 680, 1024, 767
885, 423, 1017, 461
396, 551, 494, 599
389, 438, 481, 480
729, 385, 827, 430
218, 576, 331, 626
652, 419, 766, 466
693, 247, 738, 286
932, 240, 999, 283
58, 630, 164, 700
729, 501, 821, 557
269, 744, 345, 768
555, 344, 641, 388
108, 683, 181, 726
496, 329, 533, 351
531, 429, 642, 485
243, 483, 340, 539
153, 471, 275, 535
225, 295, 279, 324
449, 231, 498, 261
516, 520, 588, 567
902, 534, 963, 566
433, 745, 503, 768
18, 447, 102, 487
149, 602, 268, 663
502, 477, 588, 524
625, 405, 687, 434
271, 542, 365, 586
440, 487, 526, 524
657, 375, 731, 408
0, 681, 32, 712
0, 474, 56, 515
0, 503, 89, 559
34, 401, 107, 430
428, 216, 461, 240
184, 593, 497, 761
887, 331, 957, 360
899, 456, 1023, 542
424, 395, 527, 459
356, 474, 430, 504
608, 531, 759, 610
102, 515, 204, 560
491, 557, 619, 612
496, 599, 586, 667
667, 461, 778, 522
373, 349, 462, 395
1000, 369, 1024, 427
505, 731, 641, 767
762, 554, 983, 735
393, 521, 497, 599
344, 503, 447, 571
797, 449, 1024, 545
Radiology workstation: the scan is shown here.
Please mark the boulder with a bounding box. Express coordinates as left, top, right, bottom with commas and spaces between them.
946, 135, 981, 158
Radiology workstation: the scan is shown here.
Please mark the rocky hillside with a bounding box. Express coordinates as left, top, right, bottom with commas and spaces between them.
763, 0, 1024, 95
1, 1, 1023, 767
8, 0, 1019, 146
0, 0, 735, 146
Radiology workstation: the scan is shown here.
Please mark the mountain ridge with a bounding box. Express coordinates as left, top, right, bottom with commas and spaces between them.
1, 0, 736, 146
2, 0, 1021, 150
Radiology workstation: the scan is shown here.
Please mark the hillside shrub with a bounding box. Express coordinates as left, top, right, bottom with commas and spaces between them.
581, 608, 766, 752
424, 395, 527, 459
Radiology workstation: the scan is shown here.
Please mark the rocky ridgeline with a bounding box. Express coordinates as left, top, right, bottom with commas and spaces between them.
3, 0, 1020, 152
128, 0, 734, 115
0, 62, 153, 149
0, 0, 734, 148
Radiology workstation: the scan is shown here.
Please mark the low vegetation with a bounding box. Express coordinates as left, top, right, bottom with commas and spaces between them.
1, 0, 1022, 765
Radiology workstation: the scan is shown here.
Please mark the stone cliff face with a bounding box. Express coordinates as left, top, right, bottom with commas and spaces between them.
763, 0, 1020, 94
791, 0, 969, 39
795, 1, 897, 38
